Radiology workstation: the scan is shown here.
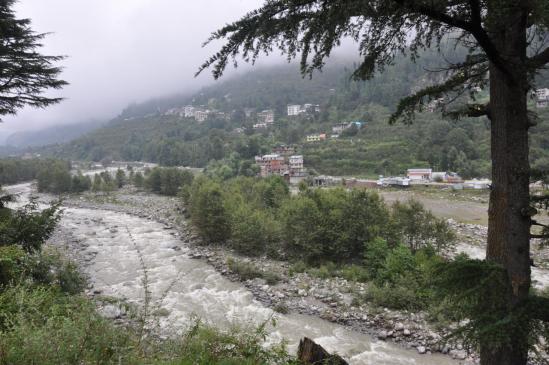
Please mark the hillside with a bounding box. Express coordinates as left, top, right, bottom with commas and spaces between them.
6, 120, 105, 148
36, 51, 549, 179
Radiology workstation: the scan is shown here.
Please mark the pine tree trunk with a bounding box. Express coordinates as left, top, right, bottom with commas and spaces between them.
482, 4, 530, 365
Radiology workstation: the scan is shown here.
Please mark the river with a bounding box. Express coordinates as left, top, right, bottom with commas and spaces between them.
4, 182, 460, 365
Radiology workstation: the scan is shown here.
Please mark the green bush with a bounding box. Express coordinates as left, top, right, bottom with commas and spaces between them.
0, 245, 25, 286
226, 258, 264, 281
227, 258, 280, 285
0, 286, 136, 365
391, 199, 456, 253
364, 280, 424, 311
189, 178, 231, 245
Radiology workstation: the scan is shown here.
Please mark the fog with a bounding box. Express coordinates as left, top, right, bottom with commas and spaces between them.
0, 0, 271, 141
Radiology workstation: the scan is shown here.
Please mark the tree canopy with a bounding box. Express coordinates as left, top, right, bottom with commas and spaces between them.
0, 0, 67, 119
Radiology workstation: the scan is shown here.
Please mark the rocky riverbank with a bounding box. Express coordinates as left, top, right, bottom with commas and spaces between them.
36, 186, 487, 363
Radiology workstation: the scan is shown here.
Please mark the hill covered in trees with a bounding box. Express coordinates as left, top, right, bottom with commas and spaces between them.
34, 50, 549, 179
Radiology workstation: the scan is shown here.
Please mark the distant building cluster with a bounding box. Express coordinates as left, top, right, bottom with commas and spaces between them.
164, 105, 227, 123
536, 88, 549, 108
254, 146, 307, 183
287, 103, 321, 116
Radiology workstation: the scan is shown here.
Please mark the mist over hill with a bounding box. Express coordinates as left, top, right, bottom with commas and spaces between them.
31, 50, 549, 179
5, 120, 105, 148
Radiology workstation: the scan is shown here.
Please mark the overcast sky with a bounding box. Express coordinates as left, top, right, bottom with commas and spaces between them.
0, 0, 270, 138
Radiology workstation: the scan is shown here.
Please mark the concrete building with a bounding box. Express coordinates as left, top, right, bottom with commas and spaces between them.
332, 122, 350, 134
255, 154, 286, 177
257, 109, 275, 124
184, 106, 195, 118
536, 88, 549, 108
287, 104, 302, 116
407, 168, 433, 181
289, 155, 304, 174
306, 133, 327, 142
253, 122, 268, 129
194, 110, 209, 122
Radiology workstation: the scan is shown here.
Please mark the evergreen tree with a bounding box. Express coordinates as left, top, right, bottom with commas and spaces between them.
133, 171, 144, 189
115, 169, 126, 189
0, 0, 67, 119
198, 1, 549, 363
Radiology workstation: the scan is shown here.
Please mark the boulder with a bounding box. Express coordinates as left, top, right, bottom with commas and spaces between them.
297, 337, 348, 365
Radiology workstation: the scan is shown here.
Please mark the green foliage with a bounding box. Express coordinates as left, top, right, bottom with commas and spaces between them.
115, 168, 126, 188
281, 188, 391, 263
26, 248, 87, 295
226, 257, 280, 285
133, 171, 145, 188
229, 203, 281, 256
391, 199, 456, 253
0, 245, 25, 286
70, 172, 92, 193
0, 198, 61, 253
189, 178, 231, 244
363, 237, 390, 280
36, 160, 73, 194
143, 167, 194, 196
429, 256, 549, 354
0, 0, 66, 117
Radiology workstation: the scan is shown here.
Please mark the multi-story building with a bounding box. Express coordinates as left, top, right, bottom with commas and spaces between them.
289, 155, 304, 174
253, 122, 268, 129
255, 154, 286, 177
536, 88, 549, 108
287, 104, 302, 116
306, 133, 327, 142
332, 122, 350, 134
257, 109, 275, 124
194, 110, 210, 122
184, 106, 195, 118
273, 145, 296, 156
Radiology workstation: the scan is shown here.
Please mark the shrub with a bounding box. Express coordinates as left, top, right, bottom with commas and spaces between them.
190, 179, 231, 244
363, 237, 390, 280
0, 285, 137, 365
230, 203, 281, 256
364, 280, 424, 311
391, 199, 456, 253
0, 245, 25, 287
226, 258, 263, 281
339, 265, 370, 283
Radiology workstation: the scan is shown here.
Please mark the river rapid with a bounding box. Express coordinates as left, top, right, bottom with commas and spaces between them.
4, 182, 460, 365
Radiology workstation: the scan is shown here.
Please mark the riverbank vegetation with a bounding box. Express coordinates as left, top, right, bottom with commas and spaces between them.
184, 175, 456, 313
0, 188, 297, 364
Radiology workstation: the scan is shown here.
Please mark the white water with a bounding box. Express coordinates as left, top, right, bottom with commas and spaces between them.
5, 182, 459, 365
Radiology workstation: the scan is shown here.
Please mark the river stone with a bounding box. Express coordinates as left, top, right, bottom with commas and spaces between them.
416, 346, 426, 354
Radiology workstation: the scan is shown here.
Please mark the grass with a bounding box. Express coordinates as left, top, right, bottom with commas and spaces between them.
226, 257, 281, 285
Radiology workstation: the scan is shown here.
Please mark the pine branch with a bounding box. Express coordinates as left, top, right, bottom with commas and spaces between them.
528, 46, 549, 69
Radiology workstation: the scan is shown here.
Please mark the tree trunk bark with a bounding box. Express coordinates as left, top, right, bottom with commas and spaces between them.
483, 4, 531, 365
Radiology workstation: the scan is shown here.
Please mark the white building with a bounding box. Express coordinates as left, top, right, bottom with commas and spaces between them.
257, 109, 275, 124
287, 104, 302, 116
184, 106, 195, 118
332, 122, 350, 134
253, 122, 268, 129
289, 155, 304, 172
536, 88, 549, 108
306, 133, 326, 142
407, 168, 433, 181
194, 110, 209, 122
